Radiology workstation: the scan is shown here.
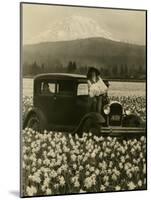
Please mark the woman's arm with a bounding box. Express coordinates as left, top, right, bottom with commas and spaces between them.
87, 80, 95, 97
96, 76, 108, 94
87, 80, 92, 88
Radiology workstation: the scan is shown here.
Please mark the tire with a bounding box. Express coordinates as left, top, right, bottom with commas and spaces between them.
80, 118, 101, 136
26, 113, 42, 132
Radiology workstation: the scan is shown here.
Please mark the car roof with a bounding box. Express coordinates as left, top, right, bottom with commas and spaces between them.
34, 73, 87, 81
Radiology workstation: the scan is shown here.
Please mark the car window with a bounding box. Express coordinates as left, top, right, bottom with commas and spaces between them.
41, 82, 55, 94
57, 81, 75, 95
77, 83, 88, 96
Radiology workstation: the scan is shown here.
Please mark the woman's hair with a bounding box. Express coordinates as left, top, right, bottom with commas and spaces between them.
87, 67, 100, 80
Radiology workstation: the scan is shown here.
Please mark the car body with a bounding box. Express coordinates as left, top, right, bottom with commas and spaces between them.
23, 73, 145, 137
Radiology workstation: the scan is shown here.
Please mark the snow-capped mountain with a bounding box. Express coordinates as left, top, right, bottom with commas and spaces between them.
28, 15, 119, 44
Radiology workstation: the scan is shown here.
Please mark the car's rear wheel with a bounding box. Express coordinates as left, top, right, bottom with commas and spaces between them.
26, 114, 41, 132
80, 118, 101, 136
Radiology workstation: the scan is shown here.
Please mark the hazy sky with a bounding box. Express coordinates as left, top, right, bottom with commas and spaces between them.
22, 3, 146, 45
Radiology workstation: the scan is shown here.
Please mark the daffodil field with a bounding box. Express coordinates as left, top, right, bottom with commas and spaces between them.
22, 95, 146, 196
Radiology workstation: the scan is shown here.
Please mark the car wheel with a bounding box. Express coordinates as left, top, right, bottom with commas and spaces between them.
27, 114, 41, 132
81, 118, 100, 136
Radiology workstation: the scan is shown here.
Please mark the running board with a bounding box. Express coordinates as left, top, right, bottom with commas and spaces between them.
100, 127, 146, 137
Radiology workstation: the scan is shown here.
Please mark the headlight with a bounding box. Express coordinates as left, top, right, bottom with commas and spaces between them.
103, 105, 110, 115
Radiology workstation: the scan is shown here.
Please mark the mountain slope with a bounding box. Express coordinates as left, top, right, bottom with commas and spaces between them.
23, 37, 145, 69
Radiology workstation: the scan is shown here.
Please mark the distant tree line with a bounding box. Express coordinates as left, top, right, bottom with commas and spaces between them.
23, 60, 146, 80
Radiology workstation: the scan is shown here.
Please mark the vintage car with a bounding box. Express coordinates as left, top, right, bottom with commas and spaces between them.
23, 73, 145, 137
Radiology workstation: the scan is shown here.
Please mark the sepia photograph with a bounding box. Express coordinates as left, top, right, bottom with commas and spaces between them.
20, 2, 147, 197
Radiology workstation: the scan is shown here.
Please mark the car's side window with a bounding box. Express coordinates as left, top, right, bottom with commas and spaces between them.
41, 82, 55, 95
77, 83, 88, 96
56, 81, 75, 96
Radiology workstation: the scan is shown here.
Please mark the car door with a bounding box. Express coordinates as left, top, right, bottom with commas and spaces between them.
53, 80, 77, 125
36, 80, 57, 124
75, 82, 90, 123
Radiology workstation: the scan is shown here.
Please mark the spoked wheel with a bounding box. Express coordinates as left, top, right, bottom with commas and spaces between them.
27, 114, 41, 132
81, 118, 101, 136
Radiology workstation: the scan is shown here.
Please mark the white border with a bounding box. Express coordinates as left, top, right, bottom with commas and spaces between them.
0, 0, 150, 199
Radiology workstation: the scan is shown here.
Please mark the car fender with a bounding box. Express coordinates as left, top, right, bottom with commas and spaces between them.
122, 113, 142, 127
74, 112, 105, 134
23, 107, 47, 129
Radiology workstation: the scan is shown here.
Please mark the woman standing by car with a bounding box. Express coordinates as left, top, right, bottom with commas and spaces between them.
87, 67, 109, 113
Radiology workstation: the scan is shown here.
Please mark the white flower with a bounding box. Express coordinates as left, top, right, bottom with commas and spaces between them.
43, 177, 50, 187
94, 135, 99, 142
43, 158, 50, 166
57, 167, 62, 175
80, 189, 86, 193
31, 167, 36, 173
107, 136, 112, 141
104, 181, 109, 187
79, 165, 84, 171
61, 164, 68, 171
95, 169, 100, 175
131, 148, 135, 154
54, 183, 59, 189
41, 185, 46, 192
59, 176, 65, 187
100, 185, 106, 191
127, 181, 136, 190
46, 188, 52, 195
37, 158, 42, 165
107, 169, 112, 175
138, 180, 142, 187
89, 166, 95, 172
74, 180, 80, 188
109, 161, 113, 168
99, 152, 103, 159
85, 171, 90, 176
103, 175, 109, 182
121, 156, 125, 163
111, 153, 115, 159
119, 162, 123, 169
128, 172, 132, 179
134, 166, 139, 172
143, 163, 146, 174
50, 170, 57, 178
23, 154, 28, 160
91, 152, 96, 158
71, 154, 76, 162
26, 186, 37, 196
88, 132, 92, 137
114, 169, 120, 176
84, 177, 93, 189
42, 143, 47, 148
103, 152, 107, 157
32, 173, 41, 183
73, 164, 77, 170
111, 174, 117, 181
140, 136, 145, 142
100, 136, 104, 141
115, 185, 121, 191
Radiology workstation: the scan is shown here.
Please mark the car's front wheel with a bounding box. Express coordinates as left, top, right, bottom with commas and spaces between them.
80, 118, 101, 136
